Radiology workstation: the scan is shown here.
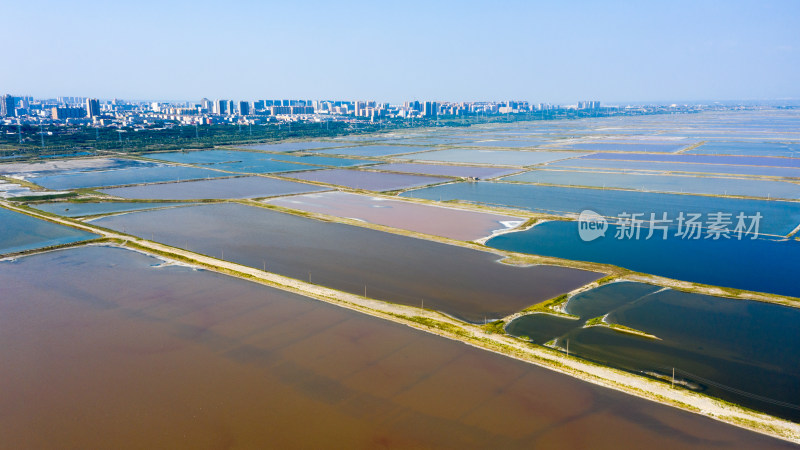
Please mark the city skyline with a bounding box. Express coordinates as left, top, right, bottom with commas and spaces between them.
3, 1, 799, 103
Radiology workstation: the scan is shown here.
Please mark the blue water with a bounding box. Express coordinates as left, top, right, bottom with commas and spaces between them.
0, 158, 157, 177
266, 154, 377, 167
315, 145, 433, 157
396, 149, 586, 166
32, 202, 189, 217
401, 182, 800, 236
146, 150, 322, 173
0, 207, 99, 254
238, 141, 350, 152
553, 142, 686, 153
505, 280, 800, 421
487, 220, 800, 298
466, 140, 547, 148
30, 165, 225, 190
374, 162, 519, 179
689, 141, 800, 158
99, 176, 328, 200
283, 169, 445, 191
504, 170, 800, 199
572, 152, 800, 168
210, 161, 321, 174
549, 158, 800, 177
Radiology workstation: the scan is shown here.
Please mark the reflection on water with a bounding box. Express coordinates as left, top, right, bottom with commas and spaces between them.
0, 246, 790, 449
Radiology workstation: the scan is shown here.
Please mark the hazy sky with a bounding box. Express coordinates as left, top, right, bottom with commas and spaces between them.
3, 0, 799, 103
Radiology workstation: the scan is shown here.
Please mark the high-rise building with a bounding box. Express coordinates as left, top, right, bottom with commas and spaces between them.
214, 99, 228, 115
238, 101, 250, 116
85, 98, 100, 118
1, 95, 16, 117
424, 101, 438, 118
354, 101, 367, 116
52, 106, 85, 120
201, 98, 213, 111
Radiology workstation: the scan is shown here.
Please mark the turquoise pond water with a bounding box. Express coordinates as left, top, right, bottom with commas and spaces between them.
486, 220, 800, 298
401, 182, 800, 236
32, 202, 189, 217
0, 207, 99, 254
503, 170, 800, 199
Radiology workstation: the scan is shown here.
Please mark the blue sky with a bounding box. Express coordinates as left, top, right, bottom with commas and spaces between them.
3, 0, 798, 103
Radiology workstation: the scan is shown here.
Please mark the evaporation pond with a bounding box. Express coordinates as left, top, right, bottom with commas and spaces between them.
237, 141, 350, 152
552, 142, 687, 152
397, 149, 586, 166
32, 202, 190, 217
91, 202, 601, 322
0, 245, 781, 449
504, 170, 800, 199
314, 145, 434, 157
549, 158, 800, 178
558, 283, 800, 421
486, 220, 800, 298
374, 162, 519, 179
265, 191, 523, 241
30, 165, 225, 189
99, 176, 328, 200
689, 141, 800, 158
281, 169, 445, 191
0, 207, 99, 254
401, 182, 800, 236
145, 150, 321, 173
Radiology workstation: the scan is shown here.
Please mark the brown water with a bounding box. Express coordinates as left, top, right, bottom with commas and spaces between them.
92, 202, 601, 322
0, 245, 793, 449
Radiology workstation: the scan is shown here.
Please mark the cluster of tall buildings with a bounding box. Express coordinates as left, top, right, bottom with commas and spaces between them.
577, 100, 601, 110
0, 93, 614, 129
